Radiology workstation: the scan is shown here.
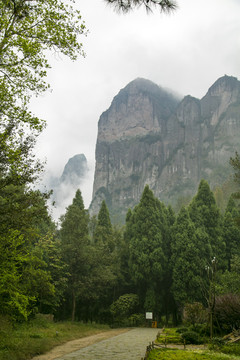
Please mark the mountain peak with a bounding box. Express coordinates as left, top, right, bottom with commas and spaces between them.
60, 154, 88, 184
206, 75, 240, 97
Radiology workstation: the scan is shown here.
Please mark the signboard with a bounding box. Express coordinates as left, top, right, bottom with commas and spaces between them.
145, 312, 153, 320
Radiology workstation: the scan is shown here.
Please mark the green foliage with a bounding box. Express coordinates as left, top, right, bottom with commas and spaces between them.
217, 343, 240, 357
0, 228, 59, 321
110, 293, 139, 323
147, 348, 237, 360
0, 316, 109, 360
31, 234, 68, 314
94, 200, 114, 250
216, 255, 240, 295
183, 303, 207, 326
171, 207, 210, 306
0, 230, 32, 320
214, 294, 240, 331
223, 199, 240, 270
125, 185, 167, 314
0, 0, 86, 187
157, 328, 182, 345
188, 179, 226, 269
181, 330, 200, 344
59, 189, 90, 321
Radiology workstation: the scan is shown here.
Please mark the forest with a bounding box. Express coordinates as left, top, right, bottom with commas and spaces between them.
1, 165, 240, 335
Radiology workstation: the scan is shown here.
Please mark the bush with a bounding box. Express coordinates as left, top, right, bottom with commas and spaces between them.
183, 302, 207, 326
221, 343, 240, 356
176, 327, 188, 334
188, 323, 209, 336
214, 294, 240, 331
181, 330, 200, 344
110, 294, 139, 324
211, 337, 225, 346
128, 313, 145, 326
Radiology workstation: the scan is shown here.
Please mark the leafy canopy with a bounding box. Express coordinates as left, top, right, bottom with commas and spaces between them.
0, 0, 87, 186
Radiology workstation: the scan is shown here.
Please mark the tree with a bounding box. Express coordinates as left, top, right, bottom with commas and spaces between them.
104, 0, 177, 13
171, 207, 211, 311
188, 179, 226, 269
230, 152, 240, 226
0, 0, 87, 187
125, 185, 166, 316
230, 152, 240, 191
222, 197, 240, 270
94, 200, 114, 251
0, 230, 32, 320
110, 293, 139, 324
0, 229, 59, 321
59, 189, 90, 321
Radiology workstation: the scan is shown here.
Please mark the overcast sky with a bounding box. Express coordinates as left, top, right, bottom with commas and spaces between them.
30, 0, 240, 216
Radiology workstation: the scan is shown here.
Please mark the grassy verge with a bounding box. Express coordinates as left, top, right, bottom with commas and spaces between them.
147, 348, 240, 360
156, 328, 182, 344
0, 316, 110, 360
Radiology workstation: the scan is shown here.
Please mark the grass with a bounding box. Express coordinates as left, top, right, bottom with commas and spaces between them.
156, 328, 183, 345
147, 348, 240, 360
149, 327, 240, 360
0, 315, 110, 360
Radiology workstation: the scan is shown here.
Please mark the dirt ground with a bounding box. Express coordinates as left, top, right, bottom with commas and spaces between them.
31, 328, 130, 360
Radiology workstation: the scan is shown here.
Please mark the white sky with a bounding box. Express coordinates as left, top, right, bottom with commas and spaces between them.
31, 0, 240, 213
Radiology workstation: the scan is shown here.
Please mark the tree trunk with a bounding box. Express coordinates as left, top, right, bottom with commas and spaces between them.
72, 289, 76, 322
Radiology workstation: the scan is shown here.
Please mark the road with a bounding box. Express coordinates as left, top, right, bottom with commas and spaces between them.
55, 328, 159, 360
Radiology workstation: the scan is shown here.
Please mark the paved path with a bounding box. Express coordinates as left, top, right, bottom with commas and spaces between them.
55, 328, 159, 360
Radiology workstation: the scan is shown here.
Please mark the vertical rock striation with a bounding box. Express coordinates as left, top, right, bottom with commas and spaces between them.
90, 76, 240, 222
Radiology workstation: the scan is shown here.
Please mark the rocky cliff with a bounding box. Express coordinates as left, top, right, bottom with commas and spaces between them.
60, 154, 88, 185
49, 154, 88, 217
90, 76, 240, 221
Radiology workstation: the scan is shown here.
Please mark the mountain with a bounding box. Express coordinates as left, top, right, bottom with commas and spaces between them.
90, 75, 240, 222
60, 154, 88, 185
48, 154, 88, 219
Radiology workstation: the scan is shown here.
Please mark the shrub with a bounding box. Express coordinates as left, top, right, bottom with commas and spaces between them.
183, 302, 207, 326
110, 294, 139, 323
176, 327, 188, 334
211, 337, 225, 346
214, 294, 240, 331
128, 313, 145, 326
188, 323, 209, 336
181, 330, 200, 344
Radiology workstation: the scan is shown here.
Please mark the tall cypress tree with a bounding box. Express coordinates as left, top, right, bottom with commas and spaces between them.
125, 185, 166, 317
188, 179, 226, 269
94, 200, 114, 251
223, 197, 240, 270
59, 189, 89, 321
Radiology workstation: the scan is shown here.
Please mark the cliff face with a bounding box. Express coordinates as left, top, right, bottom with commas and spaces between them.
49, 154, 88, 213
90, 76, 240, 221
60, 154, 88, 185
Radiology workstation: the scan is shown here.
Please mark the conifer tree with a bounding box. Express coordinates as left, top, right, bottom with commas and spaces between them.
171, 207, 211, 310
59, 189, 89, 321
125, 185, 166, 315
223, 197, 240, 270
94, 200, 114, 251
188, 179, 226, 269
